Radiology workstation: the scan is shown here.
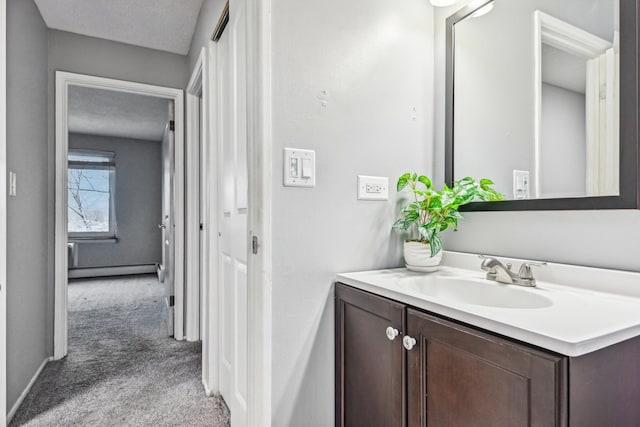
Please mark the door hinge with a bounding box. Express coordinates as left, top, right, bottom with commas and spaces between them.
199, 223, 204, 231
169, 120, 175, 131
169, 295, 175, 307
252, 235, 259, 255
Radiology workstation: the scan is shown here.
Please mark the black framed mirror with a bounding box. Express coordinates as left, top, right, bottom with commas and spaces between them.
445, 0, 639, 211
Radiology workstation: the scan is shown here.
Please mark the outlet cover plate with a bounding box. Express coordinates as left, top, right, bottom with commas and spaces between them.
358, 175, 389, 201
512, 169, 530, 200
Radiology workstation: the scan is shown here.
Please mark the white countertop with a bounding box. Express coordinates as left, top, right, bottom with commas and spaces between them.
336, 252, 640, 357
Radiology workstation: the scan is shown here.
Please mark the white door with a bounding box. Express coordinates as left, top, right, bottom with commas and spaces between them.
218, 0, 249, 424
161, 102, 176, 336
199, 96, 205, 338
586, 47, 619, 196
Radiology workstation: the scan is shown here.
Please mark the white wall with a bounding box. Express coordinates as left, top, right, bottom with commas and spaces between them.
6, 0, 49, 412
68, 133, 162, 269
270, 0, 434, 424
540, 83, 586, 198
46, 30, 188, 353
435, 1, 640, 273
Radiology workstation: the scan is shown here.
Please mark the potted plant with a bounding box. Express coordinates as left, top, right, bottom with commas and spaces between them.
393, 173, 503, 271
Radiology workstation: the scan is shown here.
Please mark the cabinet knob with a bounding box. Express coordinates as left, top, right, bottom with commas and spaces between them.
385, 326, 399, 341
403, 335, 417, 351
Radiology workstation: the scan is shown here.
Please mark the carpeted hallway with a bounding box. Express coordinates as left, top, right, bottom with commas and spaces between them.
10, 274, 230, 426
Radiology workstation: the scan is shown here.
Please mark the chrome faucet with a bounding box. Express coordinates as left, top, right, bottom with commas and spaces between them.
479, 255, 546, 287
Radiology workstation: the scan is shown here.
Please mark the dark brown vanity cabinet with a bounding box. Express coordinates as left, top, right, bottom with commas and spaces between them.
335, 283, 406, 427
405, 308, 566, 427
337, 283, 640, 427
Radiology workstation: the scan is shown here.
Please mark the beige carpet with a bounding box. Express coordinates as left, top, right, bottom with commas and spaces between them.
10, 274, 230, 426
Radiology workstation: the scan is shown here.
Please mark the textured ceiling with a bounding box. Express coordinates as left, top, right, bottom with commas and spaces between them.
34, 0, 204, 54
68, 86, 170, 141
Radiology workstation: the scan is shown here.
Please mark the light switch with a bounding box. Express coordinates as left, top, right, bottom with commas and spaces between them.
513, 170, 530, 200
9, 171, 16, 197
302, 159, 312, 179
284, 148, 315, 187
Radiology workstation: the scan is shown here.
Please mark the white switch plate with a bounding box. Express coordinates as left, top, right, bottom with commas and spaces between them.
9, 171, 16, 197
284, 148, 316, 187
358, 175, 389, 201
513, 170, 530, 200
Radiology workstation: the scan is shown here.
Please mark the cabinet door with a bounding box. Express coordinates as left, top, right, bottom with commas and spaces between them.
336, 283, 406, 427
406, 309, 567, 427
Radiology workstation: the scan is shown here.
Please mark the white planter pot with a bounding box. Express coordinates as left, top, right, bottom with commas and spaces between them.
403, 241, 442, 271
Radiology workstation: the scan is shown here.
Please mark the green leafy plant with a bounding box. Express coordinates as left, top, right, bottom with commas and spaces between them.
393, 174, 503, 257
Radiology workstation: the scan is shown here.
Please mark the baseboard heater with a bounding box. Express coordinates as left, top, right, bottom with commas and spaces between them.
68, 264, 157, 279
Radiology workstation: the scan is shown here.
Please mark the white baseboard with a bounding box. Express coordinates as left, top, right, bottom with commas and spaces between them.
7, 357, 51, 423
68, 264, 157, 279
202, 379, 214, 397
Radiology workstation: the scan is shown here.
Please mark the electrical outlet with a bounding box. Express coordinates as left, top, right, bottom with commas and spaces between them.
366, 183, 383, 194
358, 175, 389, 201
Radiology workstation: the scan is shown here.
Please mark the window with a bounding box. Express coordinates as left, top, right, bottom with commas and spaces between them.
68, 150, 117, 239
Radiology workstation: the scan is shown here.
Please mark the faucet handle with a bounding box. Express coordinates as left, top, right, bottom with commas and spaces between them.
528, 261, 547, 267
518, 262, 547, 280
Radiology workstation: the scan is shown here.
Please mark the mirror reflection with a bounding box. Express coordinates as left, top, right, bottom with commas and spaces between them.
452, 0, 619, 200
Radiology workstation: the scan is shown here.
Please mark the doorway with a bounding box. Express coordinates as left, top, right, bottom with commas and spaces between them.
54, 72, 186, 358
186, 49, 207, 343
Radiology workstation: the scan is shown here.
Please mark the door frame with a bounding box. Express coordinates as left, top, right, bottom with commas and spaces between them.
185, 48, 206, 342
533, 11, 613, 198
54, 72, 186, 359
245, 0, 272, 423
201, 40, 220, 395
0, 0, 7, 424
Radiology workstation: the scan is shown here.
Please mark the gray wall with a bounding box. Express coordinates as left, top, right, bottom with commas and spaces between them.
434, 2, 640, 273
270, 0, 434, 424
6, 0, 49, 412
48, 30, 188, 90
453, 2, 536, 197
541, 84, 586, 198
187, 0, 227, 72
47, 30, 188, 353
69, 133, 162, 269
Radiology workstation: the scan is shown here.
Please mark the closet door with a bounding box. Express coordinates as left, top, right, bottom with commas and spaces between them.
218, 0, 249, 424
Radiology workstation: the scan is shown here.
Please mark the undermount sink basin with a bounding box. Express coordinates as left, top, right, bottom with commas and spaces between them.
400, 276, 553, 309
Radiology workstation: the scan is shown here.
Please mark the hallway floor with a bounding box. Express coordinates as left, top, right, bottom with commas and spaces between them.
10, 274, 230, 426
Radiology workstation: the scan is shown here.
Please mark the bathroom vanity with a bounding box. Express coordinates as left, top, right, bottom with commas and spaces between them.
335, 253, 640, 426
334, 0, 640, 424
